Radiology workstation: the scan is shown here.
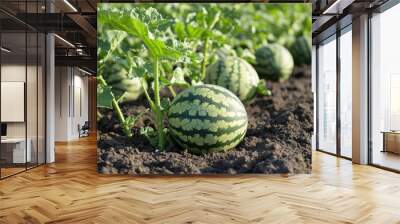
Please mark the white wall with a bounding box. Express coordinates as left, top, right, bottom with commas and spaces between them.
71, 72, 89, 139
55, 66, 69, 141
54, 67, 89, 141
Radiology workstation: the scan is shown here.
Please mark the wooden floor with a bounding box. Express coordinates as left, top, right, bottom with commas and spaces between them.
1, 136, 400, 224
1, 167, 26, 178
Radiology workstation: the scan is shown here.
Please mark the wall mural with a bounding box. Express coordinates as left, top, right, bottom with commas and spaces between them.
97, 3, 313, 175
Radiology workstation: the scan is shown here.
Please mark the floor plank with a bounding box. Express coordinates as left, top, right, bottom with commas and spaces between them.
0, 135, 400, 224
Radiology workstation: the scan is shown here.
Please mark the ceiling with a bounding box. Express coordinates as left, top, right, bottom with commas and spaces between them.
0, 0, 97, 74
312, 0, 390, 43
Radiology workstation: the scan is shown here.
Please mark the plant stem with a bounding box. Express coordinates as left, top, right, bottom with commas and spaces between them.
168, 86, 177, 97
97, 110, 102, 121
160, 65, 177, 98
141, 79, 155, 110
154, 59, 161, 106
153, 58, 166, 150
98, 75, 132, 137
200, 36, 210, 80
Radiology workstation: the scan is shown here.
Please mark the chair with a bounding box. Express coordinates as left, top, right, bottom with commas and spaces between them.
78, 121, 90, 138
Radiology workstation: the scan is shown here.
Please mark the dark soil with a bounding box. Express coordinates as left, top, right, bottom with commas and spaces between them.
97, 65, 313, 175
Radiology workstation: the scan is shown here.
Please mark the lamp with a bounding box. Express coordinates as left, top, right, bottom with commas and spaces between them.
1, 47, 11, 53
78, 67, 92, 76
54, 34, 75, 48
63, 0, 78, 12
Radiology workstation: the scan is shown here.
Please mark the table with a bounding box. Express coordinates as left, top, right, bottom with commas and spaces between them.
1, 138, 31, 163
382, 131, 400, 154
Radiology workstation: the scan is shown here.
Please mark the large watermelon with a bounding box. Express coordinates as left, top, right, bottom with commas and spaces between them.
289, 36, 311, 65
205, 56, 260, 102
255, 43, 294, 82
103, 61, 146, 102
168, 84, 248, 154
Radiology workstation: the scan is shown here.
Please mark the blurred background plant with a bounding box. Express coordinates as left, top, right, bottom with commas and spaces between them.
97, 3, 311, 141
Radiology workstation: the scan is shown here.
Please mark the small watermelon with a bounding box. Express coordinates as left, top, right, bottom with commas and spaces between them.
255, 43, 294, 82
205, 56, 260, 102
289, 36, 311, 65
168, 84, 248, 154
103, 61, 146, 102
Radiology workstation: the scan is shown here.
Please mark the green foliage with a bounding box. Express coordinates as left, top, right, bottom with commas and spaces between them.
98, 4, 199, 150
98, 6, 176, 59
97, 85, 113, 108
256, 80, 272, 97
146, 4, 310, 76
97, 3, 311, 152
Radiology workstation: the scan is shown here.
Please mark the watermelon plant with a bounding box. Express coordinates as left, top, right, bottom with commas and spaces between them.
164, 5, 235, 82
97, 29, 134, 137
255, 43, 294, 82
168, 84, 248, 154
97, 3, 310, 154
97, 5, 195, 150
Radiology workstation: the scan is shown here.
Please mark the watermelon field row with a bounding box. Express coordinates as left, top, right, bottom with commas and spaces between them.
97, 4, 313, 174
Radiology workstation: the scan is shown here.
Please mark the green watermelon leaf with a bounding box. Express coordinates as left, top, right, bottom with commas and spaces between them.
97, 85, 113, 108
97, 30, 127, 76
186, 23, 205, 39
140, 126, 159, 148
256, 80, 272, 96
174, 21, 187, 41
170, 67, 190, 88
125, 109, 149, 129
238, 48, 256, 65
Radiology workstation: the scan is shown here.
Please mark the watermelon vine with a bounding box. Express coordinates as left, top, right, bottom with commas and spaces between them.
97, 4, 311, 153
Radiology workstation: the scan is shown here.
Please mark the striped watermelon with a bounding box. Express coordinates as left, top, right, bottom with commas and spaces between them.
255, 43, 294, 82
103, 62, 146, 102
168, 84, 248, 154
205, 56, 260, 102
289, 36, 311, 65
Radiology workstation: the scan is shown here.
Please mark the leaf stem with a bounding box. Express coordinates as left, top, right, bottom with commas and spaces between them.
200, 36, 210, 80
160, 65, 177, 98
154, 58, 161, 106
168, 86, 177, 97
98, 75, 132, 137
97, 110, 102, 121
141, 79, 155, 110
153, 58, 166, 150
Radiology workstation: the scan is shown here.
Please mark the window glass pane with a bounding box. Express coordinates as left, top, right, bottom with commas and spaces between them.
1, 30, 27, 177
340, 27, 352, 158
318, 35, 337, 154
27, 31, 38, 169
0, 0, 46, 179
371, 4, 400, 171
